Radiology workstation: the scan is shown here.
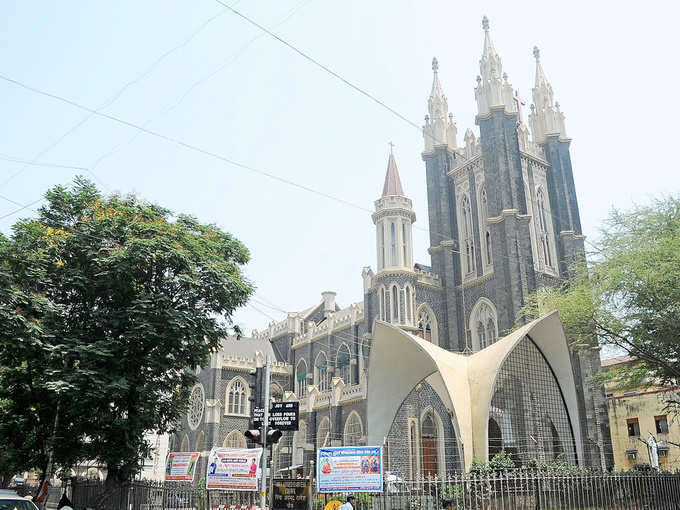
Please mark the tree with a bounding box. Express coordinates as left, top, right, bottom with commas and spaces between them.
518, 196, 680, 411
0, 178, 253, 483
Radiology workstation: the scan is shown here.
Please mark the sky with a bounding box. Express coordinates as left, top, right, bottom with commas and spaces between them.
1, 0, 679, 336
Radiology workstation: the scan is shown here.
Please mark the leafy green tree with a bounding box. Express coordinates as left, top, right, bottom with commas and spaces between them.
0, 178, 253, 484
518, 196, 680, 411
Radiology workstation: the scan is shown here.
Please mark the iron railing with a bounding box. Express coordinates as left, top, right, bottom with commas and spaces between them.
69, 470, 680, 510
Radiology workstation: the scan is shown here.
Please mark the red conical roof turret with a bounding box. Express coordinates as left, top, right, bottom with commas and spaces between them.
381, 152, 404, 197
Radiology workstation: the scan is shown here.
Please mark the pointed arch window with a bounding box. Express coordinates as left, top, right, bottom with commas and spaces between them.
421, 413, 439, 477
461, 195, 476, 276
292, 421, 307, 465
391, 285, 400, 324
180, 434, 189, 452
380, 223, 386, 269
337, 344, 351, 384
405, 286, 413, 324
471, 299, 498, 350
343, 412, 363, 446
409, 420, 419, 478
379, 287, 386, 321
537, 189, 553, 269
226, 377, 249, 415
416, 304, 438, 345
223, 430, 247, 449
402, 222, 408, 266
317, 417, 330, 449
479, 187, 492, 267
315, 352, 329, 392
296, 359, 308, 397
390, 222, 397, 265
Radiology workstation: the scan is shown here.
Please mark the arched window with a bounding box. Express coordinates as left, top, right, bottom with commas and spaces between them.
421, 413, 438, 478
223, 430, 247, 449
292, 421, 307, 465
270, 383, 283, 402
379, 287, 386, 321
479, 187, 492, 267
402, 222, 408, 266
488, 417, 503, 459
226, 377, 248, 415
343, 412, 363, 446
537, 189, 553, 269
180, 434, 189, 452
296, 359, 308, 397
380, 223, 386, 270
471, 299, 498, 350
460, 195, 476, 276
409, 420, 419, 478
195, 431, 205, 452
391, 285, 400, 324
390, 222, 397, 265
336, 344, 351, 384
416, 304, 438, 345
317, 417, 330, 449
315, 352, 329, 392
405, 286, 413, 325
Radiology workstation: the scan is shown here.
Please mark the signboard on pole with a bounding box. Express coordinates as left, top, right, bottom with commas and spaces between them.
272, 479, 310, 510
164, 452, 200, 481
254, 402, 299, 431
317, 446, 383, 493
206, 447, 263, 491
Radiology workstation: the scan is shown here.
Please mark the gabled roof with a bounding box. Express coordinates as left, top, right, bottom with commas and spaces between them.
381, 153, 404, 197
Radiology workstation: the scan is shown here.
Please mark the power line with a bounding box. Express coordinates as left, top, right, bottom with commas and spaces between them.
0, 2, 234, 190
215, 0, 424, 135
0, 72, 375, 219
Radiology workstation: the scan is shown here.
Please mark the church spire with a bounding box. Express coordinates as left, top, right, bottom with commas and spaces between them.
423, 57, 457, 152
382, 148, 404, 197
373, 149, 416, 273
528, 46, 568, 143
474, 16, 515, 117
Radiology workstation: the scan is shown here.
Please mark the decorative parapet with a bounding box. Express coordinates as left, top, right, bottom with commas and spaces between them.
292, 302, 364, 349
295, 376, 367, 414
221, 354, 290, 375
415, 266, 442, 289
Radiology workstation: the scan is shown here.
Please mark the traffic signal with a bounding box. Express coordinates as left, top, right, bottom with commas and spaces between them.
244, 429, 262, 444
268, 429, 283, 444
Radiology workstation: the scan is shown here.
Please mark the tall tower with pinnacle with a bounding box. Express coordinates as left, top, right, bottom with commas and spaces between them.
423, 57, 457, 152
372, 149, 415, 274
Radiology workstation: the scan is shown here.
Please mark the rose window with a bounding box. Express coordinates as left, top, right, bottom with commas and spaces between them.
187, 384, 205, 430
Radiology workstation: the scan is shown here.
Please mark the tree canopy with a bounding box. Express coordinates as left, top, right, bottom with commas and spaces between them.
0, 178, 253, 483
518, 196, 680, 410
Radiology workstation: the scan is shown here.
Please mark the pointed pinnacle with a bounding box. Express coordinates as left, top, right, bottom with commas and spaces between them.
482, 16, 489, 31
432, 57, 439, 72
533, 46, 540, 62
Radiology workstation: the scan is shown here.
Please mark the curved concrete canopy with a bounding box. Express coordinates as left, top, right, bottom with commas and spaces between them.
367, 310, 584, 471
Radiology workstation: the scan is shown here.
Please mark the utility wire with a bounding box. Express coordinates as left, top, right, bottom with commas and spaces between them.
0, 2, 233, 190
214, 0, 423, 134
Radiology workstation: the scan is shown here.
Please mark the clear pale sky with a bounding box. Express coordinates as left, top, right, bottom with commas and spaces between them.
1, 0, 679, 334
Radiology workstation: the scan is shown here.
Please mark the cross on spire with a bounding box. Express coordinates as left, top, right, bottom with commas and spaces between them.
513, 89, 526, 124
388, 141, 395, 154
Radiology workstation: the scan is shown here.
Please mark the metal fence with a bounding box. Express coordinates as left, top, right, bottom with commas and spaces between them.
69, 470, 680, 510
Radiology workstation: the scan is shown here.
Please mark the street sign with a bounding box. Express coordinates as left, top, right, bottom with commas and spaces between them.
272, 479, 309, 510
253, 402, 299, 430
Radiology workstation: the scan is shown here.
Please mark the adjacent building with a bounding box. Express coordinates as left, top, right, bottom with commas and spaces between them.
603, 356, 680, 470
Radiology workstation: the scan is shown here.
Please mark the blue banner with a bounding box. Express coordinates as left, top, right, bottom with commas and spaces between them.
317, 446, 383, 493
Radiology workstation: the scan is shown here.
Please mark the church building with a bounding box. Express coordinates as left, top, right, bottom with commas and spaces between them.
171, 17, 612, 478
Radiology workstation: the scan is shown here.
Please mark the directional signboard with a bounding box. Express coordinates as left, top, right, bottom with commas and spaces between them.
253, 402, 299, 430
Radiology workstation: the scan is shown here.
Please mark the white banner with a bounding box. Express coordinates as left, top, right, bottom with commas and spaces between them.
206, 447, 263, 491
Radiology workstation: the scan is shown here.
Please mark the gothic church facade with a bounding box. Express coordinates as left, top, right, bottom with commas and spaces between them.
172, 18, 611, 478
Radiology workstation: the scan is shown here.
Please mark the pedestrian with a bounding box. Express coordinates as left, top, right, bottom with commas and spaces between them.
57, 493, 73, 510
441, 499, 452, 510
338, 495, 355, 510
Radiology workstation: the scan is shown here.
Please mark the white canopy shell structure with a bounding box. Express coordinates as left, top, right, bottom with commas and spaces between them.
367, 310, 584, 471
